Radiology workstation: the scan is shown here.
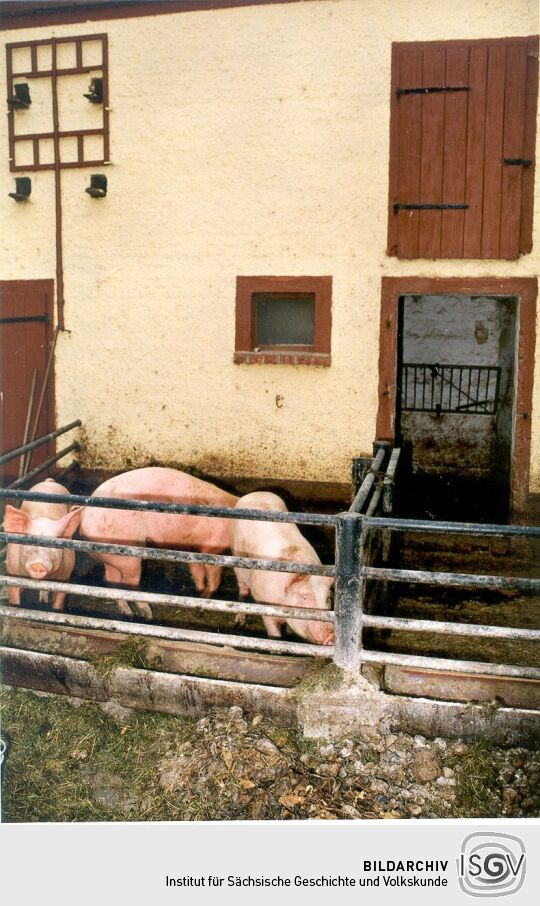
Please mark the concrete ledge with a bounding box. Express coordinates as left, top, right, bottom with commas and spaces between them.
390, 694, 540, 748
0, 646, 297, 724
2, 647, 538, 746
1, 617, 316, 688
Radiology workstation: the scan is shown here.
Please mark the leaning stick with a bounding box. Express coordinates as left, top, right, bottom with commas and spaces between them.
22, 326, 59, 475
17, 368, 38, 479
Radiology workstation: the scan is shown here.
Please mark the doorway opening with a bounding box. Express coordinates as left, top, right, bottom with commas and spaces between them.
396, 293, 516, 521
376, 278, 537, 521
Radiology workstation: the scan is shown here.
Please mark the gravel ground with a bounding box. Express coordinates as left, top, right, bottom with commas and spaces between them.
1, 690, 538, 822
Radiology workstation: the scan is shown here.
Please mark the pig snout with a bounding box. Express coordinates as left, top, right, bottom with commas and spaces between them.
287, 576, 335, 646
25, 551, 55, 579
306, 621, 335, 646
28, 561, 49, 579
319, 624, 335, 646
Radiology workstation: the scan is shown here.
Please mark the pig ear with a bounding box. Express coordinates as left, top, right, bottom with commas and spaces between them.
3, 505, 30, 534
289, 573, 310, 590
59, 506, 83, 538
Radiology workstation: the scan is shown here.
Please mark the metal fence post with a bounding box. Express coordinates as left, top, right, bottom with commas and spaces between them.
333, 512, 364, 669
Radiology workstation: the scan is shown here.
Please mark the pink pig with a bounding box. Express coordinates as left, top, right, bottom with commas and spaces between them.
80, 467, 238, 620
232, 492, 334, 645
4, 478, 83, 610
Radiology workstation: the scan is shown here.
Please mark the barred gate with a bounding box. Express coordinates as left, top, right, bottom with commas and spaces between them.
0, 435, 539, 711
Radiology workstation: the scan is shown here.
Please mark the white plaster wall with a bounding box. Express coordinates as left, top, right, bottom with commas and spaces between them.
1, 0, 538, 490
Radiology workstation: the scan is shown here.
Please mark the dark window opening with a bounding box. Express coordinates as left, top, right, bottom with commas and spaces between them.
253, 292, 315, 348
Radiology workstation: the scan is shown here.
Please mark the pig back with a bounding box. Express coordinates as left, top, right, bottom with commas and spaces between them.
232, 491, 324, 604
232, 491, 319, 562
80, 467, 238, 550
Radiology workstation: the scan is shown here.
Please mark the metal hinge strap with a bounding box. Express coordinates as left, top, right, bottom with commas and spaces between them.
393, 203, 468, 213
503, 158, 533, 167
396, 86, 470, 98
0, 315, 49, 324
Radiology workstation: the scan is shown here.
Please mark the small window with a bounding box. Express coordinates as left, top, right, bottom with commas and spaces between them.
234, 276, 331, 366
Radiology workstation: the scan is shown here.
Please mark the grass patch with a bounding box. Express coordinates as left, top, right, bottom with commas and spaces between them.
292, 662, 342, 700
0, 687, 195, 822
90, 638, 157, 677
451, 740, 500, 816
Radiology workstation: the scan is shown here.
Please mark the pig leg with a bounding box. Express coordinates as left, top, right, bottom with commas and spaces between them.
7, 586, 21, 606
234, 570, 250, 628
188, 562, 206, 596
236, 573, 250, 598
201, 564, 223, 599
103, 563, 133, 617
39, 590, 50, 604
262, 616, 284, 639
103, 560, 152, 620
189, 561, 223, 598
117, 559, 153, 621
52, 592, 67, 612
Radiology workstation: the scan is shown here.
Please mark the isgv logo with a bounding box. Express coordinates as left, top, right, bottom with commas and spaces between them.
458, 833, 526, 897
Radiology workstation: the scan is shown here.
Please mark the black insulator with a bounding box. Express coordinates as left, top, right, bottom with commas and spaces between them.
7, 82, 31, 109
83, 77, 103, 104
85, 173, 107, 198
9, 176, 31, 202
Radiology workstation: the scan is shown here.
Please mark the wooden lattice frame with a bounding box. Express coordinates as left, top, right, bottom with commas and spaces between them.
6, 33, 109, 172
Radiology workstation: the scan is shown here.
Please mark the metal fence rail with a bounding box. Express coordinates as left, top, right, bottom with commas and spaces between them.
0, 531, 334, 577
6, 443, 79, 490
341, 444, 539, 673
0, 574, 334, 624
362, 613, 538, 642
362, 565, 540, 592
365, 515, 540, 538
0, 604, 329, 658
0, 487, 337, 527
0, 444, 538, 684
0, 419, 81, 467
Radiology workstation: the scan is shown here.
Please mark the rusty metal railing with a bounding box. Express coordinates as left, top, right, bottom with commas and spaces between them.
0, 446, 539, 683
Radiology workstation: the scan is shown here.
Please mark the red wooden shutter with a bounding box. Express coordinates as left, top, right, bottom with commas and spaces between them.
388, 37, 538, 260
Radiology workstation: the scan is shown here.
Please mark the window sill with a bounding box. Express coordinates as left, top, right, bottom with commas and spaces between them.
234, 351, 331, 367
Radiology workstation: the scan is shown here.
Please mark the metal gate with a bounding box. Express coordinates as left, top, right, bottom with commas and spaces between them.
1, 440, 538, 700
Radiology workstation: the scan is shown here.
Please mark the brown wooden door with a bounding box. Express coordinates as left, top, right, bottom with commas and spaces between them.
0, 280, 55, 484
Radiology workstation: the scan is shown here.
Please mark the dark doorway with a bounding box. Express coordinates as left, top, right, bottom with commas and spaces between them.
395, 293, 517, 522
0, 280, 55, 484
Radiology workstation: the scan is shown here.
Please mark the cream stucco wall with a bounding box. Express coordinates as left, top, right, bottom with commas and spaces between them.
1, 0, 539, 494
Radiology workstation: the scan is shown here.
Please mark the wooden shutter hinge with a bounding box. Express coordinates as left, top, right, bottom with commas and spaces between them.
0, 315, 49, 324
503, 158, 533, 167
393, 203, 468, 213
396, 85, 470, 98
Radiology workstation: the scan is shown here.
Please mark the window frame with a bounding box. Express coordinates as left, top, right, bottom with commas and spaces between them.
234, 276, 332, 366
